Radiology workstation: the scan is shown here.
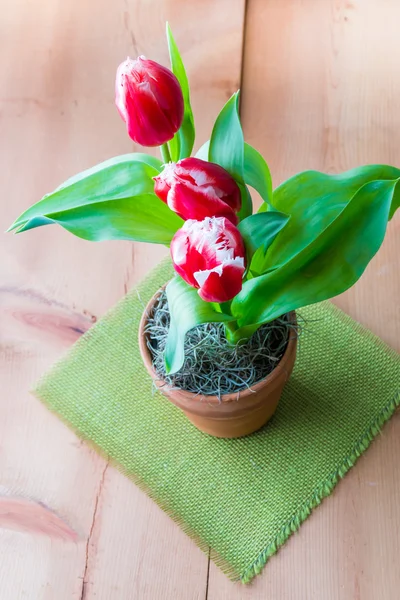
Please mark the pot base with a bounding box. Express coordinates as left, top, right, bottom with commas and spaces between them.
181, 394, 281, 438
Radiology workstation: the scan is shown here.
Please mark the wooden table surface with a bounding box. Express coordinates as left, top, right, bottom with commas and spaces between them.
1, 1, 399, 598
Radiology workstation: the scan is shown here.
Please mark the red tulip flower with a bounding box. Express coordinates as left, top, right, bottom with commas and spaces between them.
154, 158, 242, 224
170, 216, 246, 303
115, 56, 184, 147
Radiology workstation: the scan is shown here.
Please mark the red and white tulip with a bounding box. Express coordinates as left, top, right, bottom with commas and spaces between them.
170, 216, 246, 303
115, 56, 184, 147
154, 158, 241, 224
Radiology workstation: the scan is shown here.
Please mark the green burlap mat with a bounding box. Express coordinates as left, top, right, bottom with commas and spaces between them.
35, 259, 400, 583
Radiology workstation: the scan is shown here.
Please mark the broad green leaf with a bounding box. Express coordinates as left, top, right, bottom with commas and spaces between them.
166, 23, 195, 161
14, 194, 184, 245
208, 95, 254, 220
195, 140, 210, 161
209, 92, 244, 183
243, 143, 273, 207
237, 184, 253, 221
55, 153, 163, 192
264, 165, 400, 271
238, 211, 289, 267
9, 154, 162, 232
231, 177, 400, 333
165, 276, 234, 374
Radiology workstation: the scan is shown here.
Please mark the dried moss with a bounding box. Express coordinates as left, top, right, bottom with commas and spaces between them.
145, 290, 301, 399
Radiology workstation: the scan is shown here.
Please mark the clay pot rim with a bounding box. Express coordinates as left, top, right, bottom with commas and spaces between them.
138, 284, 297, 406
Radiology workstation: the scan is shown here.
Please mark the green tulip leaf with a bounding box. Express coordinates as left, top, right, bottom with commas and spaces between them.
9, 153, 163, 232
261, 164, 400, 272
165, 276, 234, 374
209, 93, 255, 221
195, 140, 210, 161
54, 153, 163, 192
9, 153, 183, 244
237, 184, 253, 221
238, 210, 290, 268
166, 23, 195, 161
12, 194, 184, 245
231, 175, 400, 332
209, 92, 245, 184
243, 142, 273, 207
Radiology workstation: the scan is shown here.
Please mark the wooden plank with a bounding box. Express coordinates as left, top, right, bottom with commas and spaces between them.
208, 0, 400, 597
0, 0, 245, 598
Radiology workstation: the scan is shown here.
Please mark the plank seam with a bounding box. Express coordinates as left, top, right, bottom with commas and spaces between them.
79, 461, 109, 600
239, 0, 249, 111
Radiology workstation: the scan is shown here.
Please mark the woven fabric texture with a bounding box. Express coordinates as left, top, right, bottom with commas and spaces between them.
35, 259, 400, 583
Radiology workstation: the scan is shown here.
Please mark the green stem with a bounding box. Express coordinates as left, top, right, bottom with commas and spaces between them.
219, 300, 232, 315
160, 143, 172, 164
224, 321, 239, 345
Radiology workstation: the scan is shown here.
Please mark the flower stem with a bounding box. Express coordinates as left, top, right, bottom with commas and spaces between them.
219, 300, 232, 315
224, 321, 239, 345
160, 143, 172, 164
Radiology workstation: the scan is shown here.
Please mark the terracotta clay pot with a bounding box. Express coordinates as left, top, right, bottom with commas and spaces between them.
138, 288, 297, 439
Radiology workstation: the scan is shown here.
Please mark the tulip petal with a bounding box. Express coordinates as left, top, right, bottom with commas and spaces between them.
168, 181, 238, 224
115, 56, 183, 147
175, 158, 242, 212
153, 158, 242, 222
124, 83, 176, 147
170, 216, 246, 302
153, 162, 176, 204
197, 260, 245, 303
170, 227, 206, 287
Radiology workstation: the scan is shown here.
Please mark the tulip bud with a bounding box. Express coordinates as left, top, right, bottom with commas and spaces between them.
154, 158, 242, 224
170, 216, 246, 303
115, 56, 184, 147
